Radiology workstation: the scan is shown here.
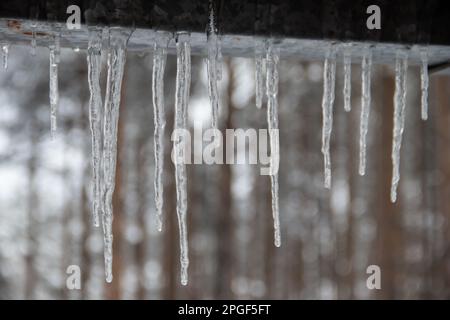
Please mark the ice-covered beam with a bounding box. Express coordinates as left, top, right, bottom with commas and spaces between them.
0, 0, 449, 45
0, 0, 450, 67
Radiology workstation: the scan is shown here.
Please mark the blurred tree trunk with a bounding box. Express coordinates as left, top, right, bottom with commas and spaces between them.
60, 167, 73, 300
134, 131, 148, 299
373, 67, 403, 299
24, 123, 38, 299
162, 99, 177, 299
435, 76, 450, 298
79, 101, 92, 299
344, 102, 357, 299
214, 59, 234, 299
80, 163, 91, 299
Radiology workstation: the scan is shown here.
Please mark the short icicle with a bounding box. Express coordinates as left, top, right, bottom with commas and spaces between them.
87, 28, 103, 227
49, 35, 60, 139
1, 43, 9, 70
391, 50, 408, 203
206, 2, 221, 129
343, 48, 352, 112
152, 33, 169, 232
31, 22, 37, 56
266, 42, 281, 248
174, 33, 191, 286
420, 48, 429, 121
255, 40, 266, 109
321, 45, 337, 189
358, 48, 373, 176
101, 28, 129, 283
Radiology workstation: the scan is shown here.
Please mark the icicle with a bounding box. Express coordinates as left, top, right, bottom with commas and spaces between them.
391, 51, 408, 203
216, 37, 223, 81
30, 22, 37, 56
255, 40, 265, 109
206, 2, 221, 129
49, 35, 60, 139
420, 48, 429, 121
321, 45, 337, 189
266, 42, 281, 248
101, 28, 129, 283
358, 48, 373, 176
152, 34, 169, 232
343, 49, 352, 112
174, 33, 191, 286
87, 28, 103, 227
2, 43, 9, 70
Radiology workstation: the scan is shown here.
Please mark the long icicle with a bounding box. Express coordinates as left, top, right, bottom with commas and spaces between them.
49, 35, 60, 139
358, 48, 373, 176
321, 45, 337, 189
206, 2, 221, 129
391, 51, 408, 203
420, 48, 429, 121
343, 48, 352, 112
174, 33, 191, 286
255, 40, 265, 109
152, 34, 169, 232
101, 29, 128, 283
266, 43, 281, 247
87, 28, 103, 227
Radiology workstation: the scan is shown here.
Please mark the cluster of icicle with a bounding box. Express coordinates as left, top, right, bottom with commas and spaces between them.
6, 9, 428, 288
320, 44, 430, 204
253, 39, 281, 248
86, 28, 130, 283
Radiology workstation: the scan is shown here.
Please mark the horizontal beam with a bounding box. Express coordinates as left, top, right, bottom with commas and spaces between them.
0, 1, 450, 69
0, 0, 449, 46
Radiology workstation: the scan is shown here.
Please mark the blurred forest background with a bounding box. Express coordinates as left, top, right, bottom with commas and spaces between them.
0, 43, 449, 299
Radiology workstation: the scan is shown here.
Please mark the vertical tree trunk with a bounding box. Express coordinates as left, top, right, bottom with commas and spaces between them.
134, 133, 148, 299
214, 59, 234, 299
435, 77, 450, 298
162, 100, 177, 299
24, 124, 38, 299
373, 67, 403, 299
